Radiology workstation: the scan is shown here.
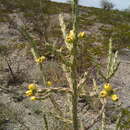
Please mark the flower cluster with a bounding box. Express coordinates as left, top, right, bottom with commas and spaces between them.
65, 30, 86, 44
99, 83, 119, 101
66, 30, 75, 43
25, 81, 53, 101
25, 84, 38, 101
35, 56, 46, 63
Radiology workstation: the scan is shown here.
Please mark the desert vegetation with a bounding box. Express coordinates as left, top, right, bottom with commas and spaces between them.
0, 0, 130, 130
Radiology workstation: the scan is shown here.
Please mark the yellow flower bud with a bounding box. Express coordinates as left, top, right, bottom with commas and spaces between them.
28, 84, 37, 90
103, 83, 112, 92
39, 56, 46, 62
78, 32, 86, 38
35, 58, 40, 63
25, 90, 33, 96
47, 81, 52, 87
111, 94, 119, 101
30, 96, 37, 101
35, 56, 46, 63
99, 90, 108, 97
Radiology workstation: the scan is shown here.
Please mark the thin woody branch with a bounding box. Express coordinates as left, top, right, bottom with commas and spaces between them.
37, 87, 73, 95
84, 103, 106, 130
77, 72, 88, 89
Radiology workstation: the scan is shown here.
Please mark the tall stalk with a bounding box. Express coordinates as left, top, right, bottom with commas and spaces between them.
71, 0, 79, 130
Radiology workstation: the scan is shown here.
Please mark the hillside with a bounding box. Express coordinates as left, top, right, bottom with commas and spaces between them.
0, 0, 130, 49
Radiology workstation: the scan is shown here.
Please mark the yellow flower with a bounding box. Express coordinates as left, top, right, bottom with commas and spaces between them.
35, 56, 46, 63
28, 84, 37, 90
78, 32, 86, 38
35, 58, 40, 63
99, 90, 108, 97
111, 94, 119, 101
25, 90, 33, 96
66, 36, 73, 43
40, 56, 46, 62
47, 81, 52, 87
66, 30, 75, 43
103, 83, 112, 92
30, 96, 37, 101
